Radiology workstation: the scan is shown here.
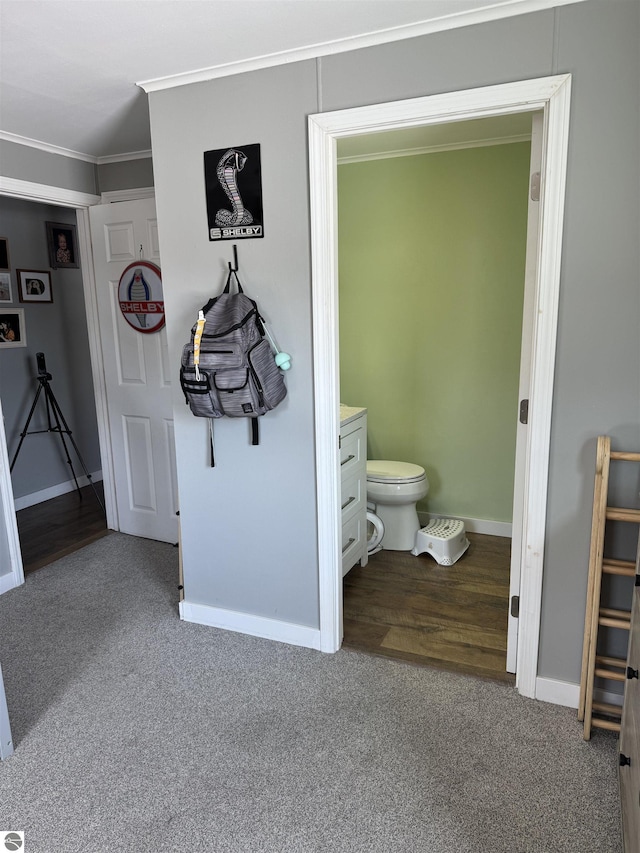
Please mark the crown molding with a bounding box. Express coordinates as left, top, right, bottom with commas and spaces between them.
337, 132, 532, 164
97, 150, 153, 166
138, 0, 584, 93
0, 131, 152, 167
0, 130, 98, 164
101, 187, 155, 203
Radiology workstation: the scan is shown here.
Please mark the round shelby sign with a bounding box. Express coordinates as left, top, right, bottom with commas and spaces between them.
117, 261, 165, 333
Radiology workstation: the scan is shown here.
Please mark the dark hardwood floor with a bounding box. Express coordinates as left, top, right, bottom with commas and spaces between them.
343, 531, 515, 683
16, 481, 108, 575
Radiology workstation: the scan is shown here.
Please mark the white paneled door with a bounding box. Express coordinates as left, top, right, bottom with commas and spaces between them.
89, 199, 178, 544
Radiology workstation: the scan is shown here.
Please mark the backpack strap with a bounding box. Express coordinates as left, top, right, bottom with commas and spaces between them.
199, 269, 245, 315
251, 419, 259, 446
223, 269, 244, 294
209, 419, 216, 467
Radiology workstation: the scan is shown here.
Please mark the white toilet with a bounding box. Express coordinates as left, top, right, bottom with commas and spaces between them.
366, 460, 429, 551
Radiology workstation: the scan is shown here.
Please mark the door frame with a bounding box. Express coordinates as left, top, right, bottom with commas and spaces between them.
0, 394, 23, 595
0, 177, 116, 575
309, 74, 572, 699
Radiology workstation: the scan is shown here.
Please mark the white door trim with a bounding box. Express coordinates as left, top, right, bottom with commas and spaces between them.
506, 110, 544, 673
0, 395, 23, 594
309, 74, 572, 699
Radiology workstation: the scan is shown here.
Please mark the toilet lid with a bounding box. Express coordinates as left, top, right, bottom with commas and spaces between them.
366, 460, 426, 483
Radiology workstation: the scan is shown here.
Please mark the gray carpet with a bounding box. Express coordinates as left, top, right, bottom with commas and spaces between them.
0, 533, 621, 852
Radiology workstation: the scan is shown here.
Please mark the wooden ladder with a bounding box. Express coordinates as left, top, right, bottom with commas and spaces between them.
579, 435, 640, 740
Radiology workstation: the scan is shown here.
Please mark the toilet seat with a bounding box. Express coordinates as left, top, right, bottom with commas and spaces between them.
366, 460, 426, 484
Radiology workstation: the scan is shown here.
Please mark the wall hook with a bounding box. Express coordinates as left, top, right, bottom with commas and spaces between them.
228, 244, 239, 273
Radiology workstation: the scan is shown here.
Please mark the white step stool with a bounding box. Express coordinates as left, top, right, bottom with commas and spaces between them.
412, 518, 470, 565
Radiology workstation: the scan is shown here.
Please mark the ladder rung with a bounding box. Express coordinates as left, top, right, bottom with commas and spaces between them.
602, 558, 637, 577
594, 667, 626, 681
579, 437, 640, 741
595, 655, 626, 670
605, 506, 640, 523
610, 450, 640, 462
592, 701, 623, 718
598, 607, 631, 629
590, 717, 621, 732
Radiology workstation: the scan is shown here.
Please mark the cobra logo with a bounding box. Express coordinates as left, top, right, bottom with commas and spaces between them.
214, 149, 254, 228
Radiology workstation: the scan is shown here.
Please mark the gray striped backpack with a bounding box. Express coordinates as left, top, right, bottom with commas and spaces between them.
180, 270, 287, 465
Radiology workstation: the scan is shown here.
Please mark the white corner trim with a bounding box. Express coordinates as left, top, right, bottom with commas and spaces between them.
337, 133, 531, 165
138, 0, 584, 94
0, 130, 98, 164
0, 571, 21, 596
309, 74, 572, 686
12, 472, 103, 512
536, 676, 580, 708
101, 188, 155, 203
179, 601, 323, 651
0, 130, 152, 167
0, 398, 23, 592
75, 208, 119, 534
535, 676, 624, 711
0, 176, 100, 208
97, 150, 152, 165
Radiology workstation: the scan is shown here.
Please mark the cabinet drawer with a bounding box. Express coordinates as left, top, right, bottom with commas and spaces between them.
340, 470, 365, 524
341, 512, 364, 576
340, 425, 364, 480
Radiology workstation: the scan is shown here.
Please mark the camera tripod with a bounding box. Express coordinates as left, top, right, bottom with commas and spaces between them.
10, 355, 105, 513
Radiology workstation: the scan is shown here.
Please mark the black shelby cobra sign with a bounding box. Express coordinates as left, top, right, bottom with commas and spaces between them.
204, 144, 264, 241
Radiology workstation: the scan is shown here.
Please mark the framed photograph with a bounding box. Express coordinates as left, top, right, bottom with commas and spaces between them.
0, 309, 26, 348
45, 221, 79, 269
0, 238, 9, 271
17, 269, 53, 303
0, 273, 12, 303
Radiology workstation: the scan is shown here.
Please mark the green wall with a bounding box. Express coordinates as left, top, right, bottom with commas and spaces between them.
338, 142, 531, 523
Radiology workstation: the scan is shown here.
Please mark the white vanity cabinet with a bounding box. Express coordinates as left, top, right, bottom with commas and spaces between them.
339, 406, 368, 576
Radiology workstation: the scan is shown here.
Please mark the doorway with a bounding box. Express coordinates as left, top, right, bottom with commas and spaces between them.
337, 121, 532, 680
0, 194, 105, 580
309, 75, 572, 699
0, 182, 177, 590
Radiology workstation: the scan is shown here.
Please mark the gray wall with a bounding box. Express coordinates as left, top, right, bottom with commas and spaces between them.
148, 0, 640, 684
0, 140, 98, 196
152, 61, 320, 625
0, 197, 101, 500
0, 140, 153, 198
96, 158, 154, 194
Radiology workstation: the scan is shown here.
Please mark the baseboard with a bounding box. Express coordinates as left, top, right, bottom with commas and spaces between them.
0, 571, 21, 595
179, 600, 322, 651
13, 471, 103, 511
535, 676, 623, 709
418, 511, 512, 538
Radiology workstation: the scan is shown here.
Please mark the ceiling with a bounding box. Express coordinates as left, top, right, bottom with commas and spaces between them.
0, 0, 574, 162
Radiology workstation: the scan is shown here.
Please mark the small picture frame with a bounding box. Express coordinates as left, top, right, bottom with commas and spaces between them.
17, 269, 53, 303
0, 273, 12, 303
0, 309, 26, 348
0, 238, 10, 271
46, 221, 79, 269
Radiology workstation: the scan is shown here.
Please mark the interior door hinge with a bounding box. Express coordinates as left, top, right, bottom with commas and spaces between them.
530, 171, 541, 201
519, 399, 529, 425
511, 595, 520, 618
338, 435, 341, 449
